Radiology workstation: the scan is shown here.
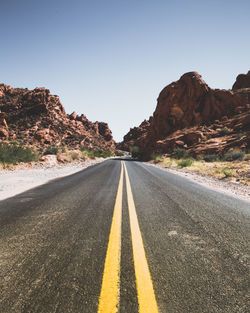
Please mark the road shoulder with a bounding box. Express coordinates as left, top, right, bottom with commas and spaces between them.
0, 158, 107, 201
145, 162, 250, 203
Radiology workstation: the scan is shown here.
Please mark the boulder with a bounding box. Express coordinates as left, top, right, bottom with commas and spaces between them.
232, 71, 250, 90
39, 155, 58, 166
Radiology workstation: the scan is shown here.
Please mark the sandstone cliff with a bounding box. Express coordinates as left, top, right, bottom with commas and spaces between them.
0, 84, 115, 150
121, 71, 250, 159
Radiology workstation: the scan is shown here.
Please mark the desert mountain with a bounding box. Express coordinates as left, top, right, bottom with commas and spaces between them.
0, 84, 115, 150
121, 71, 250, 159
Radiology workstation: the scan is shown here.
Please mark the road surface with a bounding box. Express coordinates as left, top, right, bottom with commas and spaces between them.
0, 159, 249, 312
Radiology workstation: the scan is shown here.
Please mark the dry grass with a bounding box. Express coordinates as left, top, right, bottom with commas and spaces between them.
154, 157, 250, 185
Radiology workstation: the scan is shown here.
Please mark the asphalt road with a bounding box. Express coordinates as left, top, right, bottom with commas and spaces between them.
0, 159, 249, 313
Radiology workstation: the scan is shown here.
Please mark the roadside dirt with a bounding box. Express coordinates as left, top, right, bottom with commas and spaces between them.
0, 158, 106, 201
147, 162, 250, 203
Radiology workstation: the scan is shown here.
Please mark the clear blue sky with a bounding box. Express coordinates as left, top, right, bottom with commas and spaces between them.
1, 0, 249, 141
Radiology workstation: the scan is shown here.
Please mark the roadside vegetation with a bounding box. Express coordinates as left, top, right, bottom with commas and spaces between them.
45, 146, 121, 162
150, 148, 250, 185
130, 146, 144, 160
80, 147, 113, 159
0, 141, 123, 169
0, 142, 39, 167
114, 150, 124, 157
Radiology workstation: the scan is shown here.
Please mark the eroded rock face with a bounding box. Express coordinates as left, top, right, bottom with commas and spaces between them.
155, 111, 250, 156
121, 72, 250, 159
151, 72, 248, 140
232, 71, 250, 90
0, 111, 9, 138
0, 84, 115, 150
118, 119, 151, 151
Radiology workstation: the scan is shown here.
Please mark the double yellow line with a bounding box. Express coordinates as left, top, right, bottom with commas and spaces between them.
98, 161, 159, 313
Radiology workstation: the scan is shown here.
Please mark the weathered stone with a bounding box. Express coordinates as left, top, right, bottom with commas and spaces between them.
0, 84, 115, 150
232, 71, 250, 90
121, 71, 250, 159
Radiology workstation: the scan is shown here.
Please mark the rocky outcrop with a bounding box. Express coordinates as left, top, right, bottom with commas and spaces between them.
121, 71, 250, 159
232, 71, 250, 90
118, 119, 151, 151
0, 110, 9, 138
155, 111, 250, 156
0, 84, 115, 150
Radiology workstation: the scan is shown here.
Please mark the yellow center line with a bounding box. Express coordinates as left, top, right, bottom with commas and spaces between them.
98, 162, 124, 313
124, 162, 159, 313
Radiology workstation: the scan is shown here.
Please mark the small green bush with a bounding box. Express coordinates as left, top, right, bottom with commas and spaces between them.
70, 152, 79, 160
203, 154, 218, 162
172, 148, 191, 159
43, 146, 59, 155
81, 147, 95, 159
93, 149, 112, 158
218, 127, 230, 136
151, 153, 163, 164
235, 132, 247, 139
177, 158, 193, 167
60, 145, 68, 153
130, 146, 143, 160
223, 151, 245, 161
0, 142, 38, 164
80, 147, 112, 159
114, 150, 124, 157
222, 168, 233, 177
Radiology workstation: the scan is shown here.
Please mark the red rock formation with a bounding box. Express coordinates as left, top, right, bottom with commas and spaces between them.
119, 119, 151, 151
155, 111, 250, 156
0, 110, 9, 139
121, 72, 250, 159
232, 71, 250, 90
0, 84, 115, 150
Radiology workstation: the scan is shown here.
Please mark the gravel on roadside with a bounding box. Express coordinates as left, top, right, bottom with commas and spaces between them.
147, 162, 250, 203
0, 158, 106, 201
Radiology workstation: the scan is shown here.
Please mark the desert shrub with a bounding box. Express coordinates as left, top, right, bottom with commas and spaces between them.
233, 87, 250, 95
60, 145, 68, 153
114, 150, 124, 157
151, 153, 163, 164
235, 132, 247, 139
92, 149, 103, 158
172, 148, 191, 159
93, 149, 112, 158
203, 154, 218, 162
80, 147, 112, 159
222, 168, 233, 177
81, 147, 95, 159
43, 145, 59, 155
177, 158, 193, 167
223, 151, 245, 161
70, 152, 80, 160
0, 142, 38, 164
218, 127, 230, 136
130, 146, 143, 160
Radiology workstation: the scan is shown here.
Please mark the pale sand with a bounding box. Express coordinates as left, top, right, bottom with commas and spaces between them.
0, 159, 105, 201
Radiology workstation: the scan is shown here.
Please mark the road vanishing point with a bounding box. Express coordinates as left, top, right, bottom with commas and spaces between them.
0, 158, 249, 313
